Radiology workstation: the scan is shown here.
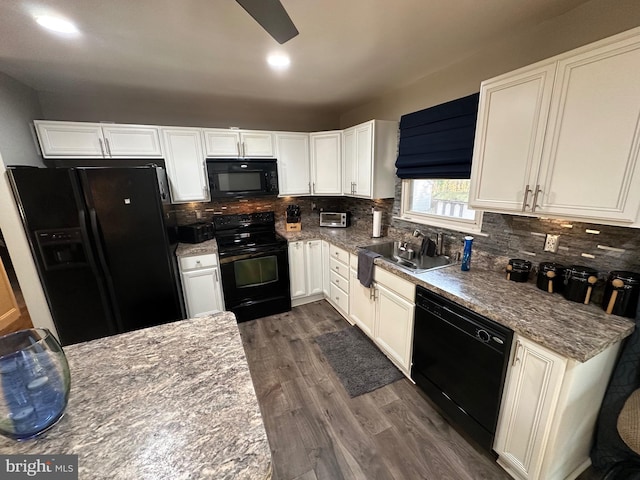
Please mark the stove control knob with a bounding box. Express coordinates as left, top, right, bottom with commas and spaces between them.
476, 329, 491, 343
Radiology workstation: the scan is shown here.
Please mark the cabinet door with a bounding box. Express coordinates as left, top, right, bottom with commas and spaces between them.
374, 283, 415, 372
34, 121, 105, 158
494, 336, 567, 480
469, 63, 556, 212
202, 129, 241, 157
288, 241, 307, 298
310, 131, 342, 195
342, 127, 356, 194
536, 37, 640, 222
305, 240, 323, 296
182, 267, 224, 317
161, 128, 210, 203
321, 241, 330, 296
101, 126, 163, 158
354, 122, 373, 197
349, 268, 375, 337
241, 131, 274, 157
276, 133, 311, 196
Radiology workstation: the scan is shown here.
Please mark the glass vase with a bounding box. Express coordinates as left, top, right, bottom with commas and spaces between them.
0, 328, 71, 441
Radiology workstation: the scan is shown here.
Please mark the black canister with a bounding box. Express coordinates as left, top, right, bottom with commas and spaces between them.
537, 262, 566, 294
507, 259, 532, 282
563, 265, 598, 304
601, 271, 640, 318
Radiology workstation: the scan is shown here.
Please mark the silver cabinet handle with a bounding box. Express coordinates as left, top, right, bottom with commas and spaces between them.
105, 138, 112, 157
512, 340, 522, 367
196, 260, 202, 267
237, 142, 241, 157
214, 269, 218, 282
312, 182, 315, 194
241, 142, 246, 157
308, 182, 311, 194
369, 287, 375, 299
532, 185, 542, 212
522, 185, 532, 212
98, 138, 106, 157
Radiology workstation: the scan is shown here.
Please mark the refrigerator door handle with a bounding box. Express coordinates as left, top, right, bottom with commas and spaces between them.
87, 206, 124, 331
77, 208, 118, 336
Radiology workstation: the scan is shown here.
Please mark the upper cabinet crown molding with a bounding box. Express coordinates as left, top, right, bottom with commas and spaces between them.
202, 128, 275, 158
34, 120, 163, 159
469, 26, 640, 227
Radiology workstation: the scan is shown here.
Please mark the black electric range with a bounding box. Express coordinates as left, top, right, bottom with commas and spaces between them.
213, 212, 291, 322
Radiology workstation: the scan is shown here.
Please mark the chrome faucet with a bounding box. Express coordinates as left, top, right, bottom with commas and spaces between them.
412, 229, 444, 256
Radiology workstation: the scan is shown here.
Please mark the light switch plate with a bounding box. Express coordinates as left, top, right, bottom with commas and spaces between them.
544, 234, 560, 253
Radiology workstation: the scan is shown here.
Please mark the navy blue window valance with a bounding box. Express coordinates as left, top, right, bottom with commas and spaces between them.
395, 92, 479, 179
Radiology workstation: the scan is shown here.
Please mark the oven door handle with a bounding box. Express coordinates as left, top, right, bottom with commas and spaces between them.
219, 247, 284, 264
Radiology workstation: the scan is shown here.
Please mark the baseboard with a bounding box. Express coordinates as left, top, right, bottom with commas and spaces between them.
291, 293, 325, 307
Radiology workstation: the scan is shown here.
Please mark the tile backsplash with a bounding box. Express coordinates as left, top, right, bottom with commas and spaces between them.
172, 195, 640, 276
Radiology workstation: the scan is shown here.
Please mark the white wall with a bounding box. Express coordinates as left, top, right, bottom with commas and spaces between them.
0, 72, 57, 337
38, 87, 341, 132
339, 0, 640, 126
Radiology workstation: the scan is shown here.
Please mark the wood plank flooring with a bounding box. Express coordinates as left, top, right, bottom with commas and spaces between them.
238, 300, 513, 480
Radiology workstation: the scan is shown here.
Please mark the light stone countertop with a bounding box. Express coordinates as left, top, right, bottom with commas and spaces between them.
175, 226, 635, 362
0, 313, 272, 480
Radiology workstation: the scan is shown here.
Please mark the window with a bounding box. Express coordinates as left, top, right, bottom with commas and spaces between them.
399, 179, 483, 232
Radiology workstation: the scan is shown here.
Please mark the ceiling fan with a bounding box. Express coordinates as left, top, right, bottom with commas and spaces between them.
236, 0, 299, 44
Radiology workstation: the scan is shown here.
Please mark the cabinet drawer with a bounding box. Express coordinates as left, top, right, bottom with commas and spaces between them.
330, 283, 349, 313
330, 269, 349, 291
179, 253, 218, 271
374, 266, 416, 302
329, 244, 350, 265
329, 257, 349, 281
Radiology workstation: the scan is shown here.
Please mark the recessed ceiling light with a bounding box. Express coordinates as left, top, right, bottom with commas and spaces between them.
267, 53, 291, 70
35, 15, 79, 35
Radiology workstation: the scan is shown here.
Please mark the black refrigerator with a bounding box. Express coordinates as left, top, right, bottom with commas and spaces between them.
7, 165, 185, 346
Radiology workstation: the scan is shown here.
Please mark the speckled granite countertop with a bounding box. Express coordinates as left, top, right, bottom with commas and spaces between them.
176, 226, 635, 362
176, 238, 219, 257
0, 313, 272, 480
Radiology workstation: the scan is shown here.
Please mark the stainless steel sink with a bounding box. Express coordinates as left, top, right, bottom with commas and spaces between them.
361, 241, 455, 273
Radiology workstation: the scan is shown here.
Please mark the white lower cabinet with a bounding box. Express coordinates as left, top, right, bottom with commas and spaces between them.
325, 244, 350, 319
321, 241, 330, 297
179, 253, 224, 318
349, 266, 375, 337
495, 335, 621, 480
289, 240, 324, 306
346, 253, 416, 376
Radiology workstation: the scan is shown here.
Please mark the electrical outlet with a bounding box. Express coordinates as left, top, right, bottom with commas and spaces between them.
544, 234, 560, 253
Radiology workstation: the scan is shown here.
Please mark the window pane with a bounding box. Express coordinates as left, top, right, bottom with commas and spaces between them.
407, 179, 476, 220
234, 256, 279, 288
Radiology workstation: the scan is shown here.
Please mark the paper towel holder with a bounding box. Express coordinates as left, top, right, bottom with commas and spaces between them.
372, 210, 383, 238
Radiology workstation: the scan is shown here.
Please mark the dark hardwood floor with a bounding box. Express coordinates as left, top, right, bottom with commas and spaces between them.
239, 300, 514, 480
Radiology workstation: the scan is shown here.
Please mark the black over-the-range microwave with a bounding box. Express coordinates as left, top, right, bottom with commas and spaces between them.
206, 158, 279, 198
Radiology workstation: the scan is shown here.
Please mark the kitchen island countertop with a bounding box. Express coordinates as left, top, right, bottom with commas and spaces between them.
0, 313, 272, 480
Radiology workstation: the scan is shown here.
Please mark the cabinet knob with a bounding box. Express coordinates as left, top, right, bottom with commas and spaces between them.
196, 261, 202, 266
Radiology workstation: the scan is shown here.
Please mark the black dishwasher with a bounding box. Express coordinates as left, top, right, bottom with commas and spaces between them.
412, 285, 513, 451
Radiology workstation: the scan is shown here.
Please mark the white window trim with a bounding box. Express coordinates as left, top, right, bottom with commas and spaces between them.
397, 179, 486, 235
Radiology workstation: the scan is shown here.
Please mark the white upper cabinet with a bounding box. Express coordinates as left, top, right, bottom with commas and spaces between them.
203, 129, 274, 158
342, 120, 398, 199
470, 28, 640, 225
275, 132, 311, 196
469, 63, 556, 212
310, 131, 342, 195
34, 121, 163, 158
160, 127, 210, 203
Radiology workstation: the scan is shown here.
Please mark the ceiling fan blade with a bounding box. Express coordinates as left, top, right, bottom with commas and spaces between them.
236, 0, 299, 44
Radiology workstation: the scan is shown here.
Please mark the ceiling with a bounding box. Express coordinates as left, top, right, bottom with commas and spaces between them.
0, 0, 593, 112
